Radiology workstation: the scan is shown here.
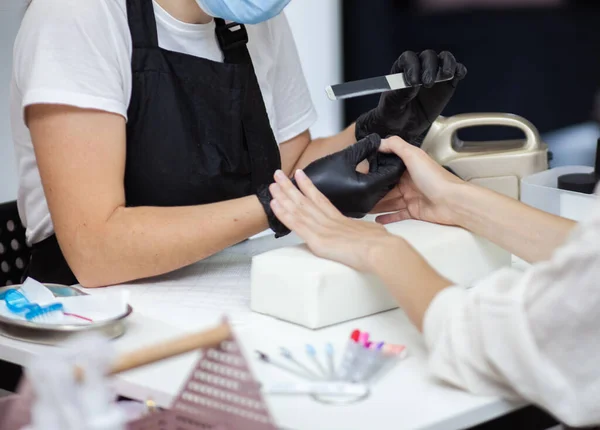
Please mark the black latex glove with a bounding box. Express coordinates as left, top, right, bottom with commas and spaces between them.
355, 50, 467, 145
257, 134, 405, 237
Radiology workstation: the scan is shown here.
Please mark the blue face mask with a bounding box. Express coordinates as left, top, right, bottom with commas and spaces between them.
195, 0, 292, 25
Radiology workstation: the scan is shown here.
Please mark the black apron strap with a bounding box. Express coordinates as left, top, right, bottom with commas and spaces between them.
215, 19, 253, 64
215, 19, 281, 190
127, 0, 160, 48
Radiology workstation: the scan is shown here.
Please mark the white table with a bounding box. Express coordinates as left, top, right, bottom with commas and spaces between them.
0, 232, 526, 430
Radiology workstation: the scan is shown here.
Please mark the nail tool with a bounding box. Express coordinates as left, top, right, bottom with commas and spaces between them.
256, 350, 316, 380
325, 343, 336, 379
358, 332, 369, 346
279, 347, 322, 379
305, 344, 328, 378
350, 341, 386, 383
337, 329, 364, 381
367, 344, 409, 383
383, 344, 408, 358
326, 71, 454, 101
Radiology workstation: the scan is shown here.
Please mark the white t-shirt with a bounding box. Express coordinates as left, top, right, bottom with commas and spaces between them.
10, 0, 317, 245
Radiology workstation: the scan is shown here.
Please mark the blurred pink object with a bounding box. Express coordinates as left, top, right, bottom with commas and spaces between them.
128, 319, 276, 430
0, 396, 30, 430
0, 379, 34, 430
419, 0, 563, 11
1, 320, 275, 430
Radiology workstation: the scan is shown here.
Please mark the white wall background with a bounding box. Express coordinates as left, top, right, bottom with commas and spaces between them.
284, 0, 343, 139
0, 2, 26, 203
0, 1, 343, 203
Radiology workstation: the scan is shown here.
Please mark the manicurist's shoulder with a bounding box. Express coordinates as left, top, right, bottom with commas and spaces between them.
14, 0, 133, 120
17, 0, 130, 56
22, 0, 128, 25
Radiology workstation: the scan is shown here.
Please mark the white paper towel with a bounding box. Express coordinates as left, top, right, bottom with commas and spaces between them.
250, 220, 511, 328
1, 278, 129, 325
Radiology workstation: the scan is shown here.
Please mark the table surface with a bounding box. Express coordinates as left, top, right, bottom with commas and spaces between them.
0, 231, 527, 430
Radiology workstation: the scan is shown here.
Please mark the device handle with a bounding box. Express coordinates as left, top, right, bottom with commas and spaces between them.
421, 113, 543, 162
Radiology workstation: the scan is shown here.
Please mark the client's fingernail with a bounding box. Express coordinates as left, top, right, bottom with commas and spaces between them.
269, 183, 280, 195
295, 169, 307, 179
270, 199, 281, 210
274, 169, 285, 180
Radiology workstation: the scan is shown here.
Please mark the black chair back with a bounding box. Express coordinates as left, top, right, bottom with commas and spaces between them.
0, 201, 30, 287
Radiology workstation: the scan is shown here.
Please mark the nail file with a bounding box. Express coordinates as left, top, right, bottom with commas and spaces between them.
325, 72, 454, 101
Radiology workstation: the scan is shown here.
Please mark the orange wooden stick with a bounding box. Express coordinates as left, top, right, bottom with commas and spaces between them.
74, 323, 231, 381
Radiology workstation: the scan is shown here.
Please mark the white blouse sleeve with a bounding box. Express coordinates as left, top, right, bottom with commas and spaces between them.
423, 198, 600, 428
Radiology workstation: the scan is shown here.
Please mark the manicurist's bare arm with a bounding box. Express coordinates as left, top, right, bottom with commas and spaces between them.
28, 105, 269, 288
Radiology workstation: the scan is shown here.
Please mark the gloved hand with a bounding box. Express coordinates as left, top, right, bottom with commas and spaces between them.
355, 50, 467, 145
257, 134, 405, 237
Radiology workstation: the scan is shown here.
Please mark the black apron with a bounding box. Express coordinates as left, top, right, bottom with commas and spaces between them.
25, 0, 281, 285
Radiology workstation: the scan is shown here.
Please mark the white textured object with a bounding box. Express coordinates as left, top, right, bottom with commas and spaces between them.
250, 220, 511, 329
25, 334, 126, 430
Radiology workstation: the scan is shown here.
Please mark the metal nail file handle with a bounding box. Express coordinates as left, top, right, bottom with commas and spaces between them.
325, 72, 454, 101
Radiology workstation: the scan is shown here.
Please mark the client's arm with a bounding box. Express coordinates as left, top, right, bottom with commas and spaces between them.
445, 183, 575, 263
373, 137, 576, 263
268, 163, 600, 427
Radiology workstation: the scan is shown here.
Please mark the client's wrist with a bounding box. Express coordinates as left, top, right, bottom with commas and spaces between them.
365, 236, 408, 273
367, 234, 453, 330
438, 180, 476, 227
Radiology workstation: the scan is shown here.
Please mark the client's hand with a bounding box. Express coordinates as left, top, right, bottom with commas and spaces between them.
258, 134, 404, 237
269, 169, 398, 273
372, 136, 465, 226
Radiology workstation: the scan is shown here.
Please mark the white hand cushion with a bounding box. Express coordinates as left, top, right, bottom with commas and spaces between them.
250, 220, 510, 329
